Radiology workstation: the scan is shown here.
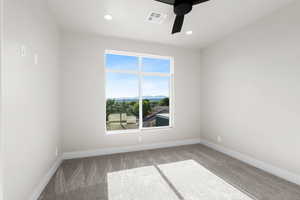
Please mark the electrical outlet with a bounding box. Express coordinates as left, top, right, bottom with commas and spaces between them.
217, 136, 222, 143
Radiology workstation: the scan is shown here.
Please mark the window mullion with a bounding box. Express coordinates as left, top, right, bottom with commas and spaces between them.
138, 57, 143, 130
141, 72, 171, 77
106, 69, 139, 75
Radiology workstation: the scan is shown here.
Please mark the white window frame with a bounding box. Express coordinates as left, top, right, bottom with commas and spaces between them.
105, 50, 174, 134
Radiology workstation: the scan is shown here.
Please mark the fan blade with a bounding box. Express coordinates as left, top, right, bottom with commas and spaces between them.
193, 0, 210, 5
154, 0, 175, 5
172, 15, 184, 34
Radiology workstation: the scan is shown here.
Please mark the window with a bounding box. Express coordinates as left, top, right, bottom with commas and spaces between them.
105, 50, 173, 133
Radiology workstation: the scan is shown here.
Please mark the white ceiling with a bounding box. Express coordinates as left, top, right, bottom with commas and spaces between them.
47, 0, 294, 49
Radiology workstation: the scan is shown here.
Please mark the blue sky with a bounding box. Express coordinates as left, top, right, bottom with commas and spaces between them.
142, 57, 170, 73
106, 54, 170, 99
106, 54, 138, 71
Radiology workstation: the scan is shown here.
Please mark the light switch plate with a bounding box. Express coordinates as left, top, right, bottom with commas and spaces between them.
217, 136, 222, 143
55, 147, 58, 157
21, 45, 26, 57
34, 53, 38, 64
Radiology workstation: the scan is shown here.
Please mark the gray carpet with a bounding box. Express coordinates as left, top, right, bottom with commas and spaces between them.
39, 144, 300, 200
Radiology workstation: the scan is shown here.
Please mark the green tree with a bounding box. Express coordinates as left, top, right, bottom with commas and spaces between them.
132, 102, 139, 117
143, 99, 152, 118
129, 101, 136, 106
106, 99, 116, 121
131, 100, 152, 119
159, 97, 169, 106
114, 101, 130, 126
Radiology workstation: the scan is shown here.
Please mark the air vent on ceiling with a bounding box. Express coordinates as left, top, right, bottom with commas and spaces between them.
146, 12, 167, 24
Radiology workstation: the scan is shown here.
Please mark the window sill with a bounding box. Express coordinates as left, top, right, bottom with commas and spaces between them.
106, 126, 173, 135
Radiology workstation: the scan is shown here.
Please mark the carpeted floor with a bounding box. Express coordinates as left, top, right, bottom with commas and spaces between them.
39, 144, 300, 200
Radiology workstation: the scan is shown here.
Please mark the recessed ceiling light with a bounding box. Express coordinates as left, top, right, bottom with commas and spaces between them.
185, 30, 193, 35
104, 14, 112, 20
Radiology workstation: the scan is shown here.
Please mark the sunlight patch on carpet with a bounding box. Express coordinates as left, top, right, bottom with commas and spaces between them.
158, 160, 256, 200
107, 166, 179, 200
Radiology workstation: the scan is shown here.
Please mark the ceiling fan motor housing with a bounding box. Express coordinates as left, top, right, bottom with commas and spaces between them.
174, 0, 193, 16
155, 0, 210, 34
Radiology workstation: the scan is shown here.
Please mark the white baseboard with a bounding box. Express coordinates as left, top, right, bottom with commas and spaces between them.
30, 156, 63, 200
63, 138, 201, 160
200, 139, 300, 186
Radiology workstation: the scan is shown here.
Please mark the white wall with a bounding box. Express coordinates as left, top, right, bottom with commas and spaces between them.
2, 0, 61, 199
200, 1, 300, 176
61, 32, 201, 153
0, 0, 3, 198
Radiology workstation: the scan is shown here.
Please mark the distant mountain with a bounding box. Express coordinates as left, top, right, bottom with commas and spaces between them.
109, 96, 168, 102
143, 96, 168, 100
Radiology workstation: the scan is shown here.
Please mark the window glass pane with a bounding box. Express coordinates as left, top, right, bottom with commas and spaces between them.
142, 76, 170, 128
106, 72, 139, 131
106, 54, 138, 71
142, 58, 170, 73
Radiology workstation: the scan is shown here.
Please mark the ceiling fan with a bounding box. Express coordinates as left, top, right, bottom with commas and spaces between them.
155, 0, 210, 34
